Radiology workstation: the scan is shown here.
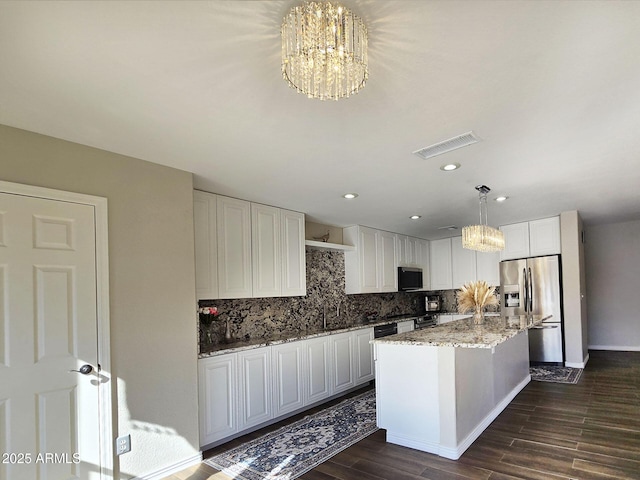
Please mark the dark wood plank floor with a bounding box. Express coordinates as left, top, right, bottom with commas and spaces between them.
166, 350, 640, 480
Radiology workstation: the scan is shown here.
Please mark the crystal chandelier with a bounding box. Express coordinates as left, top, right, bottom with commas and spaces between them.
462, 185, 505, 252
281, 1, 368, 100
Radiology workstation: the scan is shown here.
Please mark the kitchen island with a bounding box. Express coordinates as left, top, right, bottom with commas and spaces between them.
372, 315, 548, 460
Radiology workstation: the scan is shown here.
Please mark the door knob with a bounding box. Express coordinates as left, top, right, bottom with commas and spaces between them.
69, 364, 94, 375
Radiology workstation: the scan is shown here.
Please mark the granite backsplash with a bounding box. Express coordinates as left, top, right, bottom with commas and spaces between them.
198, 248, 501, 353
198, 248, 425, 352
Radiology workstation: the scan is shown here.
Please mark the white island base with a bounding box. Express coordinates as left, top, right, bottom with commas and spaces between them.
374, 329, 530, 460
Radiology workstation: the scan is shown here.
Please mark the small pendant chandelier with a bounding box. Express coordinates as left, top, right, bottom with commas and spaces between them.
462, 185, 505, 252
281, 1, 368, 100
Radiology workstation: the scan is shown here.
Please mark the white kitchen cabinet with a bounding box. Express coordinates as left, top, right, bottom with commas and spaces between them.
344, 225, 397, 294
451, 236, 477, 289
353, 328, 375, 384
430, 238, 453, 290
330, 331, 355, 394
475, 250, 501, 286
194, 191, 218, 300
305, 336, 332, 404
217, 196, 253, 298
280, 210, 306, 296
397, 235, 420, 267
271, 342, 305, 417
237, 348, 272, 430
417, 239, 430, 290
500, 216, 561, 261
529, 216, 561, 257
252, 203, 281, 297
397, 320, 415, 334
198, 353, 237, 446
380, 230, 398, 291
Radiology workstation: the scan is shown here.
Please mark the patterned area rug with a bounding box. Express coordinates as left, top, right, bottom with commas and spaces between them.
530, 365, 583, 384
204, 389, 378, 480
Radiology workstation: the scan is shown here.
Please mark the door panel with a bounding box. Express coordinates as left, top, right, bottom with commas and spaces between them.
529, 324, 563, 363
0, 192, 100, 480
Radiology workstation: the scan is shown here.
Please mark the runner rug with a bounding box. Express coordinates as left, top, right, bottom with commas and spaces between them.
204, 389, 378, 480
530, 365, 583, 384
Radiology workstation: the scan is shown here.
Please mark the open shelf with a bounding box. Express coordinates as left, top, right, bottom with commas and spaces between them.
305, 240, 355, 252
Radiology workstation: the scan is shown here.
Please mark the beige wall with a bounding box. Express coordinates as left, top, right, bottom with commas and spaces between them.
584, 219, 640, 350
0, 125, 199, 479
560, 210, 589, 367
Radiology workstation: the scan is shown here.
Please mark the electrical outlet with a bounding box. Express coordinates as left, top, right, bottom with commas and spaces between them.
116, 434, 131, 455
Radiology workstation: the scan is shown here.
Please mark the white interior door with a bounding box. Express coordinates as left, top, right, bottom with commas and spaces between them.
0, 191, 102, 480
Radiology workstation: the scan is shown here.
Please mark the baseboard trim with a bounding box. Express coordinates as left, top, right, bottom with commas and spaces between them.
589, 345, 640, 352
565, 352, 590, 369
133, 452, 203, 480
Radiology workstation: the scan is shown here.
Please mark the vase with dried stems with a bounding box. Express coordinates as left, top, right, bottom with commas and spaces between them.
457, 280, 498, 325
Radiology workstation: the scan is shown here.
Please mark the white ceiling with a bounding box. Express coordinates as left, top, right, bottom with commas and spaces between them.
2, 1, 640, 240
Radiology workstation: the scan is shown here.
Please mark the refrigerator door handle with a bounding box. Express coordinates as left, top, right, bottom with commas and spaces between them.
523, 267, 529, 314
528, 267, 533, 313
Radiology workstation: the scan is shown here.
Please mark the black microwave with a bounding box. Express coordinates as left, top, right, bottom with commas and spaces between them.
398, 267, 423, 291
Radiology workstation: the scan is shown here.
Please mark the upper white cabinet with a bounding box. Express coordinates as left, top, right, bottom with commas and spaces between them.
218, 196, 253, 299
500, 216, 561, 261
529, 217, 561, 257
398, 235, 430, 290
280, 210, 306, 296
417, 239, 430, 290
344, 226, 397, 294
194, 190, 306, 300
430, 238, 453, 290
451, 236, 477, 289
194, 191, 218, 300
431, 236, 501, 289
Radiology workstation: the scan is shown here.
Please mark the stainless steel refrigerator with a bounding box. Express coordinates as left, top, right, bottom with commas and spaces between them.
500, 255, 564, 365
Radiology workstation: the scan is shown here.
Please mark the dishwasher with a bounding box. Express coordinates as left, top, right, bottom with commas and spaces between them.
373, 322, 398, 338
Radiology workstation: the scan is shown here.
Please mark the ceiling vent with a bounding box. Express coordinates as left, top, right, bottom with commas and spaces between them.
413, 131, 481, 160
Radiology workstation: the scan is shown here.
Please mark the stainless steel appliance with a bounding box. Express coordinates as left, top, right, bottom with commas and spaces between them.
398, 267, 423, 291
500, 255, 564, 365
414, 314, 438, 330
373, 322, 398, 338
425, 295, 441, 312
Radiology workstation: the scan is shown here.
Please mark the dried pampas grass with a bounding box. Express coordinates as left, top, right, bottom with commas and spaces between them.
457, 280, 498, 314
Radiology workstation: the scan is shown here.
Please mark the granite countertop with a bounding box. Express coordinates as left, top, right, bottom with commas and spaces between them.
198, 315, 421, 359
371, 314, 551, 349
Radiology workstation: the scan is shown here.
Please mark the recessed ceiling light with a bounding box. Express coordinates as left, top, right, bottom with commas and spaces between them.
440, 163, 460, 171
495, 196, 508, 202
410, 215, 421, 220
343, 193, 358, 199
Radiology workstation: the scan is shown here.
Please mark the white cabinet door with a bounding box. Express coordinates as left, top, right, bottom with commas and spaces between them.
417, 239, 430, 290
451, 236, 477, 289
252, 203, 281, 297
198, 355, 237, 447
353, 328, 375, 384
397, 320, 415, 333
500, 222, 530, 261
330, 331, 355, 394
194, 191, 218, 300
396, 234, 408, 266
281, 209, 306, 297
305, 336, 332, 404
217, 196, 253, 298
380, 230, 398, 292
237, 349, 272, 430
476, 250, 501, 286
359, 226, 380, 293
438, 314, 454, 324
271, 342, 305, 417
529, 216, 561, 256
430, 238, 453, 290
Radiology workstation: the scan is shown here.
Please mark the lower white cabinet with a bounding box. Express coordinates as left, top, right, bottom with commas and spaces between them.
238, 349, 272, 430
354, 328, 375, 384
397, 320, 415, 334
198, 327, 376, 447
305, 336, 332, 404
272, 342, 305, 417
198, 354, 237, 446
330, 331, 356, 394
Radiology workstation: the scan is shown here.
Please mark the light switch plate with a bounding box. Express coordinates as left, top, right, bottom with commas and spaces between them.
116, 434, 131, 455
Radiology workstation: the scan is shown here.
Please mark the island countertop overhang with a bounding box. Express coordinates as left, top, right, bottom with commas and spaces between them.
371, 314, 551, 349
